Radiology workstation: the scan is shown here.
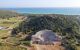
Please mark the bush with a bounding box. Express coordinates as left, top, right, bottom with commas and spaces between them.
21, 41, 31, 46
0, 43, 2, 46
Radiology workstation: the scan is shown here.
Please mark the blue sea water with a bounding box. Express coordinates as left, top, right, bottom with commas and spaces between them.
0, 8, 80, 15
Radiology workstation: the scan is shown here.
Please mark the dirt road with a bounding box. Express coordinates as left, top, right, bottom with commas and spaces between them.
33, 44, 65, 50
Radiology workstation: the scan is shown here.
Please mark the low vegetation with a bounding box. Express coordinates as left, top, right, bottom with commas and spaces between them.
0, 10, 80, 50
11, 14, 80, 50
0, 10, 27, 50
0, 43, 27, 50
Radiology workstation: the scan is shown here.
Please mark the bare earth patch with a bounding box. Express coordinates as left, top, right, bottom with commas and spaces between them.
33, 44, 65, 50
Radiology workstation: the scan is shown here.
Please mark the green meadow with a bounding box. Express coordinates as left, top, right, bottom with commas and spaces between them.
0, 17, 27, 50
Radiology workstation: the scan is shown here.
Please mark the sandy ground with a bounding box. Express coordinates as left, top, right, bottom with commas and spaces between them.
33, 44, 65, 50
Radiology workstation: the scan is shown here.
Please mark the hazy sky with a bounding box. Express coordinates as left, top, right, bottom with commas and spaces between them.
0, 0, 80, 8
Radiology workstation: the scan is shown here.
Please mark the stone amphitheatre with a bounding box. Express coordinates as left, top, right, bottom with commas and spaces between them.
30, 30, 65, 50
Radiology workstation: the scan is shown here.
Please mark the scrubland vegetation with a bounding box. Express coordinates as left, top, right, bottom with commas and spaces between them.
0, 10, 80, 50
11, 14, 80, 50
0, 43, 27, 50
0, 10, 27, 50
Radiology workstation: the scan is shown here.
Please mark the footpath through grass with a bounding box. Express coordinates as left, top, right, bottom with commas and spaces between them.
0, 16, 27, 50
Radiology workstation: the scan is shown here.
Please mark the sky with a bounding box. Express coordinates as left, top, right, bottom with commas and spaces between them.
0, 0, 80, 8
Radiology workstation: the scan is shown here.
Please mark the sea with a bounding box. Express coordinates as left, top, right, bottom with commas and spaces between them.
0, 8, 80, 15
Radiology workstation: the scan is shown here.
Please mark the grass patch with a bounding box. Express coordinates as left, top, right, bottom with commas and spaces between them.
0, 30, 9, 38
0, 17, 27, 50
20, 41, 31, 46
0, 17, 23, 27
0, 43, 27, 50
0, 17, 24, 38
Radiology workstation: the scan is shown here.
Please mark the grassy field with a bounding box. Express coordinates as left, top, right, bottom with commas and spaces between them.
0, 17, 27, 50
0, 43, 27, 50
0, 17, 23, 38
0, 30, 9, 38
0, 17, 23, 27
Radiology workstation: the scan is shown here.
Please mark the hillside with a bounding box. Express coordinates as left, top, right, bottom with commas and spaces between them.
0, 11, 27, 50
12, 14, 80, 35
9, 14, 80, 50
0, 10, 19, 18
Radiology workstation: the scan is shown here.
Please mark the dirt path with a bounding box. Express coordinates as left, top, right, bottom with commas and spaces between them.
33, 44, 65, 50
